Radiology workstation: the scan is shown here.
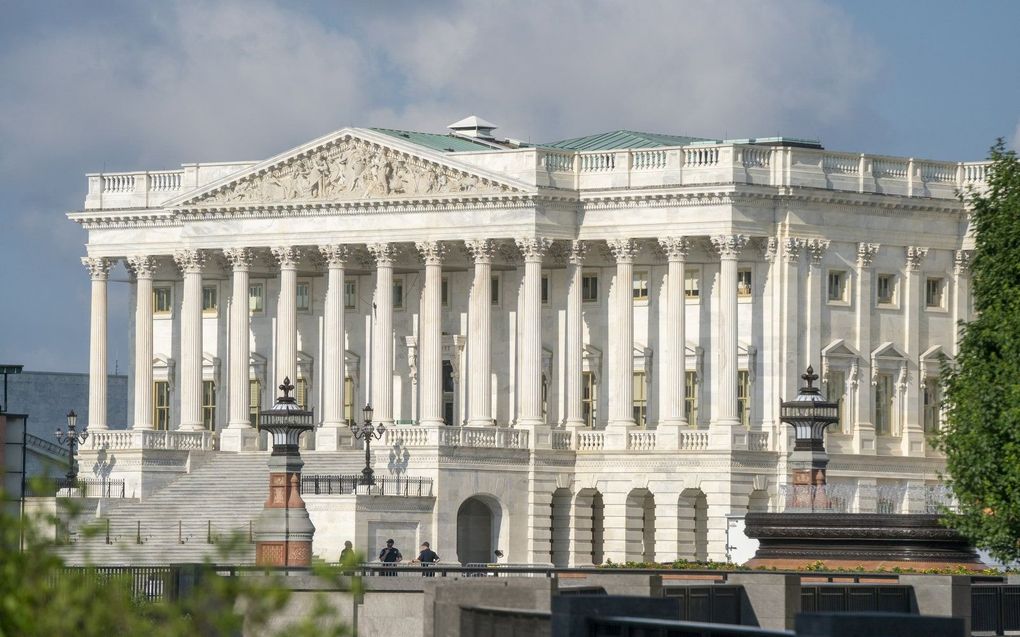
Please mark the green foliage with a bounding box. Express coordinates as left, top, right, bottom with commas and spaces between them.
0, 484, 359, 637
937, 140, 1020, 563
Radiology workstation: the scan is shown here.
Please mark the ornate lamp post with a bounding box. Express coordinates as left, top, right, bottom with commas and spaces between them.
254, 377, 316, 567
349, 404, 384, 486
780, 366, 840, 509
55, 410, 88, 483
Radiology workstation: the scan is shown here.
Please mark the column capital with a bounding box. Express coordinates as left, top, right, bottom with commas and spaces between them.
271, 246, 300, 268
763, 237, 780, 263
567, 239, 588, 265
223, 247, 255, 271
954, 249, 973, 275
516, 237, 552, 262
657, 237, 689, 262
173, 249, 207, 274
368, 242, 396, 266
782, 237, 804, 264
905, 246, 929, 271
81, 256, 113, 281
856, 242, 879, 268
318, 244, 352, 267
415, 241, 447, 265
126, 255, 157, 279
805, 239, 830, 266
606, 238, 638, 263
711, 234, 748, 260
465, 239, 497, 263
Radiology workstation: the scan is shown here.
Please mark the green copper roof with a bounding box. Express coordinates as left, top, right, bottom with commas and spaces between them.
541, 130, 710, 151
370, 128, 495, 152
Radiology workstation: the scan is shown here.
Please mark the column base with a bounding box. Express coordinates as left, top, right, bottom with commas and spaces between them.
656, 419, 688, 450
315, 426, 353, 451
516, 422, 551, 449
604, 423, 635, 450
709, 421, 747, 451
220, 427, 260, 452
563, 419, 586, 433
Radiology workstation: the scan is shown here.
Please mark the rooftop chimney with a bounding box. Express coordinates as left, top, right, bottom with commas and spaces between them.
448, 115, 498, 140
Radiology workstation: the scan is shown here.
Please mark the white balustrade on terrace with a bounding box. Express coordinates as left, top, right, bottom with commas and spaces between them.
677, 430, 709, 451
627, 430, 657, 451
748, 431, 771, 452
84, 429, 217, 452
575, 431, 605, 451
380, 425, 529, 449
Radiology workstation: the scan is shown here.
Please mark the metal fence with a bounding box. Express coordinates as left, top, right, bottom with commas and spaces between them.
299, 474, 433, 496
799, 584, 912, 613
663, 585, 743, 625
972, 584, 1020, 635
55, 566, 180, 603
57, 478, 126, 498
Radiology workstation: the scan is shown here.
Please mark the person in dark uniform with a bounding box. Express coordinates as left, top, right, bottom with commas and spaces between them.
378, 539, 402, 576
413, 542, 440, 576
339, 540, 355, 566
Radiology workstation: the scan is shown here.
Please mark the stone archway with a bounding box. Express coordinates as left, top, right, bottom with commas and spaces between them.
550, 488, 572, 567
456, 496, 500, 565
626, 488, 656, 563
678, 489, 709, 561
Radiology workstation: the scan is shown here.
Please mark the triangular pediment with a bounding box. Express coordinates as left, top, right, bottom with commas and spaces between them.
170, 128, 530, 208
822, 339, 860, 359
872, 342, 907, 360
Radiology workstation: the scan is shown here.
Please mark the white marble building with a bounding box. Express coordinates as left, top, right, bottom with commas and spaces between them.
69, 117, 987, 565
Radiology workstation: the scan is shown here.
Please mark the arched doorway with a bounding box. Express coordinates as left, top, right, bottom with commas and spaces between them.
550, 488, 572, 567
626, 489, 656, 563
457, 496, 498, 565
678, 489, 709, 561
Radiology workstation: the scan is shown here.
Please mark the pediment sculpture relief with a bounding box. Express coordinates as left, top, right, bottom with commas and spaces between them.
198, 137, 513, 205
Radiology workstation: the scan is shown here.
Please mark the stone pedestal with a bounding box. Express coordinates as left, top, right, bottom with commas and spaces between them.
255, 450, 315, 567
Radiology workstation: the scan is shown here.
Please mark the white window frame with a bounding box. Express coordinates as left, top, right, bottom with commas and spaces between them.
685, 268, 700, 301
344, 278, 358, 311
876, 273, 898, 307
392, 276, 405, 311
822, 339, 861, 435
249, 280, 266, 316
296, 278, 312, 313
871, 342, 908, 437
202, 283, 219, 316
827, 269, 850, 305
581, 271, 599, 304
632, 269, 649, 303
153, 284, 173, 317
737, 268, 752, 299
920, 345, 951, 435
685, 343, 705, 427
925, 276, 947, 311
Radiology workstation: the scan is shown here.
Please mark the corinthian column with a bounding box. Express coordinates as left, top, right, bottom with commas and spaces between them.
369, 243, 396, 427
272, 247, 299, 388
82, 257, 112, 430
466, 239, 495, 427
607, 239, 638, 433
711, 235, 747, 434
318, 245, 350, 449
175, 249, 206, 431
564, 241, 588, 430
515, 237, 551, 428
127, 255, 157, 430
223, 248, 254, 420
417, 241, 446, 427
658, 237, 689, 433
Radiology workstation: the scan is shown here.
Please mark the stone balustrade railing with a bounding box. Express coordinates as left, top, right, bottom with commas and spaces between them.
381, 425, 529, 450
748, 431, 771, 452
627, 430, 657, 451
575, 431, 605, 451
83, 429, 217, 452
677, 430, 709, 451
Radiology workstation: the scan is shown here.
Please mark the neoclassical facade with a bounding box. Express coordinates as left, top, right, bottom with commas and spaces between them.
69, 119, 987, 565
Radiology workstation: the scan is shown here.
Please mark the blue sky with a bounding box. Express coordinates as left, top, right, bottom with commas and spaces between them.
0, 0, 1017, 373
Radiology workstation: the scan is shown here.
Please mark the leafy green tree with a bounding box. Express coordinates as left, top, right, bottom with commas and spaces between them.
938, 140, 1020, 563
0, 486, 358, 637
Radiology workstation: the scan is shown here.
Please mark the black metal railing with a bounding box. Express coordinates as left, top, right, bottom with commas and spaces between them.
664, 585, 743, 624
57, 478, 126, 498
972, 584, 1020, 635
799, 584, 912, 614
55, 566, 180, 603
299, 474, 433, 496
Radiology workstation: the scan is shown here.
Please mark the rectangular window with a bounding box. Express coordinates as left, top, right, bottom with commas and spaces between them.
632, 270, 649, 302
923, 377, 941, 434
541, 275, 550, 304
343, 376, 354, 423
737, 270, 752, 297
442, 277, 450, 307
827, 271, 847, 303
491, 275, 500, 306
153, 381, 170, 431
926, 277, 945, 309
202, 380, 216, 430
737, 371, 751, 427
392, 278, 404, 310
685, 371, 698, 424
296, 281, 311, 312
685, 269, 700, 299
344, 279, 357, 310
249, 282, 265, 313
582, 273, 599, 303
826, 370, 847, 433
632, 372, 647, 426
876, 274, 896, 305
874, 373, 894, 435
295, 377, 308, 410
153, 286, 172, 314
249, 379, 262, 429
202, 284, 218, 314
582, 372, 597, 428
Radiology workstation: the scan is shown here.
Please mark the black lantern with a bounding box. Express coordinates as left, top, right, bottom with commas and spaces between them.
55, 409, 88, 482
259, 377, 315, 453
780, 366, 840, 452
350, 403, 385, 485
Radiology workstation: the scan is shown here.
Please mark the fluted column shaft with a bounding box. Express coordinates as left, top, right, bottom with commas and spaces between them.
128, 256, 156, 430
608, 239, 637, 428
369, 244, 395, 426
225, 248, 253, 429
320, 246, 349, 428
83, 257, 112, 430
418, 242, 445, 426
272, 247, 299, 388
564, 241, 587, 429
466, 240, 495, 426
176, 250, 205, 431
516, 238, 550, 427
659, 238, 689, 426
712, 235, 746, 426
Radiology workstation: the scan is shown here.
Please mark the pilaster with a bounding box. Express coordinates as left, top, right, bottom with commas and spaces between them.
853, 243, 879, 454
902, 246, 928, 456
